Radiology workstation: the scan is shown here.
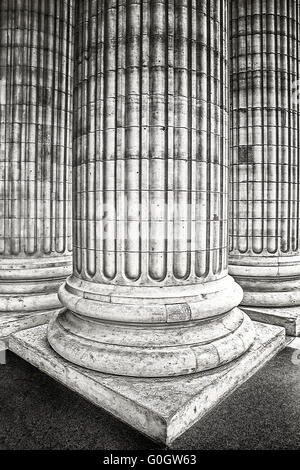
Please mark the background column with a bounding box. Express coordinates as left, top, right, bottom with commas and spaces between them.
0, 0, 73, 333
48, 0, 255, 377
229, 0, 300, 334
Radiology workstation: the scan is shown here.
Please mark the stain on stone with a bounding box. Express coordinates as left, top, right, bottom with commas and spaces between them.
166, 303, 191, 322
37, 125, 51, 144
238, 145, 254, 164
37, 86, 52, 106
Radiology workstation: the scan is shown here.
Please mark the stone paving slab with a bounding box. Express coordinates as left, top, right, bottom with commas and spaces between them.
9, 321, 285, 445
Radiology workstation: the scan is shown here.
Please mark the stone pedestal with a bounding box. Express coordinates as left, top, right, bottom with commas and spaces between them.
0, 0, 73, 338
229, 0, 300, 335
10, 320, 285, 445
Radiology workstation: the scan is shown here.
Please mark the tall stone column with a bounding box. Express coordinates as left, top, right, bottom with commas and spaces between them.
47, 0, 255, 377
0, 0, 73, 337
229, 0, 300, 334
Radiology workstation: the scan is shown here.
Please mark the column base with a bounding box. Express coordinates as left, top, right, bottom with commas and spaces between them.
48, 275, 256, 377
9, 321, 285, 445
0, 256, 71, 340
242, 306, 300, 337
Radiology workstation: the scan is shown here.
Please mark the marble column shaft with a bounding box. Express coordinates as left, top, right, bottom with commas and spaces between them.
48, 0, 255, 378
229, 0, 300, 309
0, 0, 73, 319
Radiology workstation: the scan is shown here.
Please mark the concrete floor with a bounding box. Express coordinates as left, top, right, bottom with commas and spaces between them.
1, 345, 300, 450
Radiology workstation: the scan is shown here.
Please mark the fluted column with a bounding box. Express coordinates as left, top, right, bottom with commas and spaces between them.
229, 0, 300, 313
48, 0, 254, 378
0, 1, 73, 320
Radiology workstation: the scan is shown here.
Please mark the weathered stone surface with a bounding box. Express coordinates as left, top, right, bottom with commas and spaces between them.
47, 0, 256, 378
10, 321, 285, 445
0, 0, 73, 334
0, 310, 57, 340
243, 306, 300, 337
229, 0, 300, 334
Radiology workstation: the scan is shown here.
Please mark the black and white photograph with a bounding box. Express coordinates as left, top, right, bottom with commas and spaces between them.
0, 0, 299, 459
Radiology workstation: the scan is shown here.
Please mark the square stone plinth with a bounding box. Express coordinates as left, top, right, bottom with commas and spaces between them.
0, 310, 57, 341
9, 322, 285, 445
243, 306, 300, 337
